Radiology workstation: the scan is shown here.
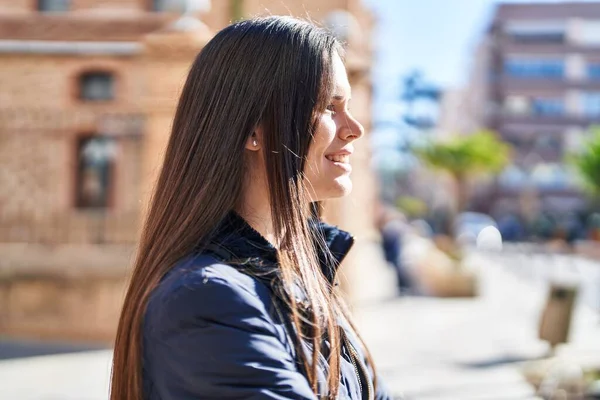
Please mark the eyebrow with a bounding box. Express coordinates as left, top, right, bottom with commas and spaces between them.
333, 95, 351, 101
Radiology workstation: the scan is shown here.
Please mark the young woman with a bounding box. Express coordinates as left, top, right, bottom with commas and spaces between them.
110, 16, 392, 400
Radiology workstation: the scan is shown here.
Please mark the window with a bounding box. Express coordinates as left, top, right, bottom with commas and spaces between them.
534, 136, 562, 160
510, 32, 564, 43
504, 58, 564, 79
583, 93, 600, 117
151, 0, 187, 12
531, 98, 564, 116
505, 21, 565, 44
499, 165, 528, 189
79, 72, 114, 102
588, 63, 600, 80
530, 163, 570, 190
578, 20, 600, 45
503, 96, 564, 116
504, 95, 529, 115
75, 136, 116, 209
37, 0, 69, 12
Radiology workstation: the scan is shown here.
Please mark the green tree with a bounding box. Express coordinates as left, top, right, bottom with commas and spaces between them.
231, 0, 244, 21
414, 130, 510, 233
570, 127, 600, 196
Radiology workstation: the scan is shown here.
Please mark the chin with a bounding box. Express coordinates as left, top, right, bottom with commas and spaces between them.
317, 177, 353, 200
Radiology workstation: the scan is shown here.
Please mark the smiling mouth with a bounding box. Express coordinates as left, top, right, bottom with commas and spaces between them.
325, 154, 350, 163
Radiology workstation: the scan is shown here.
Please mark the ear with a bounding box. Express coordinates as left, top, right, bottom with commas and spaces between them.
245, 127, 263, 151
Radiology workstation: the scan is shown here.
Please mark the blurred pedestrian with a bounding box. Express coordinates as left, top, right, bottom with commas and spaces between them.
378, 207, 414, 294
497, 214, 524, 242
110, 16, 392, 400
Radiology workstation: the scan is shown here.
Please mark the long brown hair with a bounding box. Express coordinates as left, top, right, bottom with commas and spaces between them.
110, 16, 373, 399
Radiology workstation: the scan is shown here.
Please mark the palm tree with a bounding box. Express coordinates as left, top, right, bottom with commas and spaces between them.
414, 130, 510, 235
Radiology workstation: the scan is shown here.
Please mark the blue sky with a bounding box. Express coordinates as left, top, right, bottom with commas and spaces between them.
365, 0, 493, 90
364, 0, 600, 110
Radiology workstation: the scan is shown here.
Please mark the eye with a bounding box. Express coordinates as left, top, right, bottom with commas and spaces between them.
326, 104, 337, 116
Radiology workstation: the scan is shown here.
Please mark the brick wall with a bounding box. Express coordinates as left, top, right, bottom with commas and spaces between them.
0, 241, 132, 342
0, 133, 142, 244
70, 0, 146, 12
0, 133, 65, 217
244, 0, 348, 20
0, 55, 144, 108
0, 52, 144, 245
0, 0, 33, 13
203, 0, 234, 30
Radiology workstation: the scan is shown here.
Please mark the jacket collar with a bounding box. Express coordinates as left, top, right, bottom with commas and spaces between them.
207, 211, 354, 284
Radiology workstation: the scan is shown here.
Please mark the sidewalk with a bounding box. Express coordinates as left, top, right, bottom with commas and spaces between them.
0, 348, 112, 400
356, 295, 543, 399
355, 250, 600, 399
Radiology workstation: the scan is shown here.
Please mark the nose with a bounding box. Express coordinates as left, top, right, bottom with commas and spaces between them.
338, 112, 364, 142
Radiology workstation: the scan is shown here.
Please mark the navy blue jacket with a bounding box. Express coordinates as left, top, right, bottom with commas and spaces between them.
142, 212, 394, 399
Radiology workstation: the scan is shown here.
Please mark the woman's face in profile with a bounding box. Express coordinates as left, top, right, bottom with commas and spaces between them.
305, 53, 364, 201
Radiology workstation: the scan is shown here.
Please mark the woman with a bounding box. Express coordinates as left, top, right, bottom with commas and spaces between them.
111, 16, 392, 400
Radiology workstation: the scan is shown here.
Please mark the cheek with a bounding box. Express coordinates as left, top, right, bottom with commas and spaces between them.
311, 116, 336, 156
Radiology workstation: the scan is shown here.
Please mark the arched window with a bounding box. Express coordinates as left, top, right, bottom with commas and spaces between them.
38, 0, 69, 12
79, 71, 115, 102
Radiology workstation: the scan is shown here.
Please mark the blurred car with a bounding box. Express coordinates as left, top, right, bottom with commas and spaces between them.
454, 212, 501, 246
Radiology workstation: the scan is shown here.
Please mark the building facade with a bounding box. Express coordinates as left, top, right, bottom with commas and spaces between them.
465, 2, 600, 218
0, 0, 384, 342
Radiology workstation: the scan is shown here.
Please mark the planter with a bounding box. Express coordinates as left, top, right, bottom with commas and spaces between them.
415, 243, 478, 298
522, 358, 600, 399
421, 263, 477, 298
401, 233, 479, 298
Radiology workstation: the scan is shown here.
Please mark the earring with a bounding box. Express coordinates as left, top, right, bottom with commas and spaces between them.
253, 139, 258, 147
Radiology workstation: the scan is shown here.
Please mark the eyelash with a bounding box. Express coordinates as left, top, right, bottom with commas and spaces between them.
326, 103, 352, 118
326, 104, 337, 116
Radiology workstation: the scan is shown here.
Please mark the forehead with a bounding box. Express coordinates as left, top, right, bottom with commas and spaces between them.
331, 53, 350, 96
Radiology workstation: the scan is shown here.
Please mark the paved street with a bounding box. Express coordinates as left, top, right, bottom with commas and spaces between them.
1, 247, 599, 399
356, 248, 600, 399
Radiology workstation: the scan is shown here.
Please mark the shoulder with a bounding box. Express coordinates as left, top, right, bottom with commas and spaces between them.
144, 254, 276, 334
141, 257, 316, 400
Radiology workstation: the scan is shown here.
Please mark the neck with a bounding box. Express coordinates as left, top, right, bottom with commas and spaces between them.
236, 170, 279, 247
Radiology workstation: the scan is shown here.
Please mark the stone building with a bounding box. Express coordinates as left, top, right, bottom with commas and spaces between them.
0, 0, 386, 342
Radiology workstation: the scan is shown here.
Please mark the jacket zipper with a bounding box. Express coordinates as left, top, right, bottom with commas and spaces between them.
346, 336, 363, 397
343, 330, 374, 400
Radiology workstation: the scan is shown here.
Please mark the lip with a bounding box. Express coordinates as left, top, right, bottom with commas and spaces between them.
329, 160, 352, 173
325, 148, 353, 173
325, 147, 354, 157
